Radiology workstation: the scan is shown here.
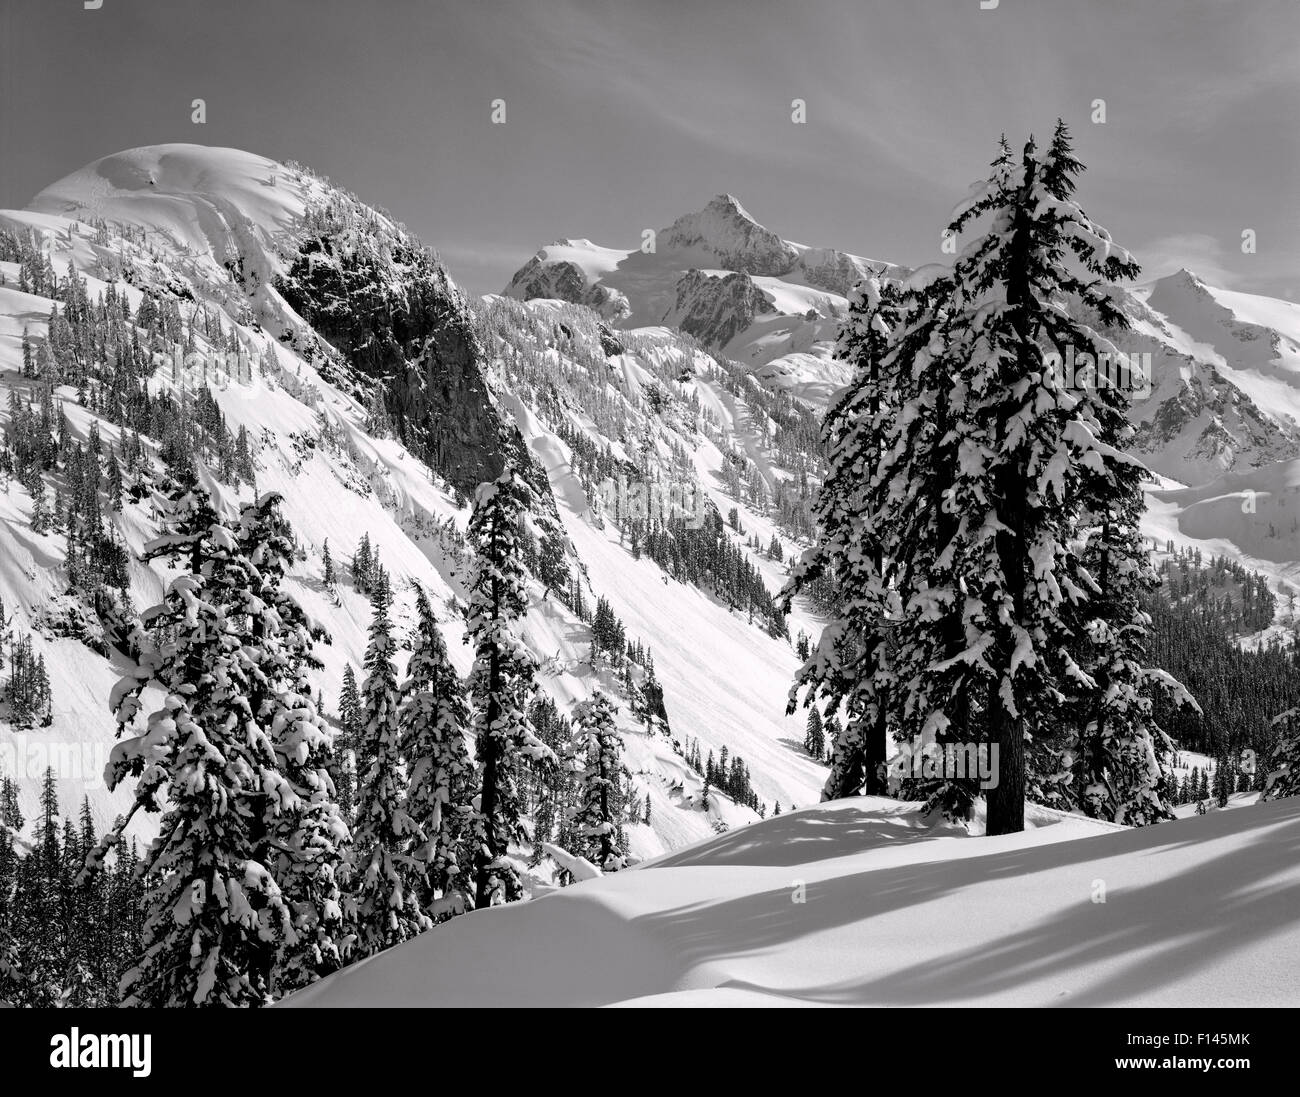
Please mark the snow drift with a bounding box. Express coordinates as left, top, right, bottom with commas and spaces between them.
284, 796, 1300, 1008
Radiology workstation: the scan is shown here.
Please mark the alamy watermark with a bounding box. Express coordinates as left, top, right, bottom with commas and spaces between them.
1043, 346, 1152, 400
0, 736, 111, 790
889, 738, 1001, 790
151, 347, 258, 396
593, 476, 709, 529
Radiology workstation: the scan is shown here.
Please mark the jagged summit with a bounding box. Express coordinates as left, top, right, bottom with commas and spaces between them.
502, 194, 902, 401
659, 194, 797, 276
1148, 267, 1210, 292
705, 193, 756, 219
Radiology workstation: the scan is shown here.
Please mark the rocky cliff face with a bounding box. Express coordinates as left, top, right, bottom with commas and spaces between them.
505, 254, 632, 321
1134, 367, 1298, 477
669, 268, 777, 348
792, 247, 895, 297
274, 212, 535, 500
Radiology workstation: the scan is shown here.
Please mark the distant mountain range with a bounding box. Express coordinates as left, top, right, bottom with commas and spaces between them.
504, 193, 1300, 497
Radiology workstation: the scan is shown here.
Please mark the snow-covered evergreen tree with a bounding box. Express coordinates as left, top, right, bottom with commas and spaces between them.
351, 533, 373, 593
1051, 478, 1191, 824
0, 829, 21, 1004
234, 494, 351, 991
974, 124, 1190, 827
401, 583, 474, 915
465, 469, 553, 908
334, 663, 361, 818
568, 690, 627, 872
351, 569, 429, 955
93, 465, 294, 1006
783, 277, 904, 801
794, 125, 1187, 833
322, 538, 336, 587
804, 706, 825, 760
1265, 709, 1300, 800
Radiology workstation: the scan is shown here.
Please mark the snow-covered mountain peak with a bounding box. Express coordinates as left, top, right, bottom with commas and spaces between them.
704, 193, 754, 219
659, 193, 798, 276
29, 144, 308, 257
1166, 266, 1209, 286
34, 144, 281, 203
504, 195, 904, 403
1146, 266, 1215, 302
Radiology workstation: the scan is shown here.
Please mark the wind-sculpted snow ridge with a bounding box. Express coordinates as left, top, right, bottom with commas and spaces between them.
0, 145, 828, 872
283, 794, 1300, 1007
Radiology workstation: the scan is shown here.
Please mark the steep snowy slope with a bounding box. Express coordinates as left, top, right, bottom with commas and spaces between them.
0, 149, 483, 840
284, 795, 1300, 1007
0, 145, 827, 866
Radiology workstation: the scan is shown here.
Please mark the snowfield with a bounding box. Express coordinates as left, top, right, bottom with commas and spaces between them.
284, 796, 1300, 1008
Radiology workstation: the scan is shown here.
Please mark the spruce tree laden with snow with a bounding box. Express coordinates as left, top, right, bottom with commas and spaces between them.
782, 277, 905, 802
568, 690, 628, 872
526, 696, 578, 873
786, 124, 1190, 833
1052, 460, 1190, 824
959, 123, 1190, 827
351, 567, 429, 954
333, 664, 361, 819
535, 524, 571, 602
401, 583, 474, 914
0, 835, 22, 1003
91, 466, 294, 1006
465, 469, 553, 908
804, 706, 825, 760
322, 538, 336, 587
234, 494, 351, 991
1264, 708, 1300, 800
352, 533, 374, 594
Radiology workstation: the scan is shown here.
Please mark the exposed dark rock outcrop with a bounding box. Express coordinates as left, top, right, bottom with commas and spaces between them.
670, 269, 776, 349
505, 255, 631, 320
276, 232, 534, 498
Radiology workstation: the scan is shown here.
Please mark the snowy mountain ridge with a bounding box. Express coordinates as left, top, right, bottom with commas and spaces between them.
505, 194, 905, 405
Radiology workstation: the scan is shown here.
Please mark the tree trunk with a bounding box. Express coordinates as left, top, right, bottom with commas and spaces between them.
987, 154, 1037, 837
864, 707, 888, 795
473, 665, 500, 909
474, 570, 503, 910
986, 678, 1025, 834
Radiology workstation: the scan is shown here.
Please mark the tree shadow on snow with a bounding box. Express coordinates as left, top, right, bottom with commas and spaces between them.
646, 802, 967, 869
635, 798, 1300, 1006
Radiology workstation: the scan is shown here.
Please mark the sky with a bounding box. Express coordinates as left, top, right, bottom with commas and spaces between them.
2, 0, 1297, 298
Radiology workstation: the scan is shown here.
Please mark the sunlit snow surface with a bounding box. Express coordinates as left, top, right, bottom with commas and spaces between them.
285, 795, 1300, 1007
